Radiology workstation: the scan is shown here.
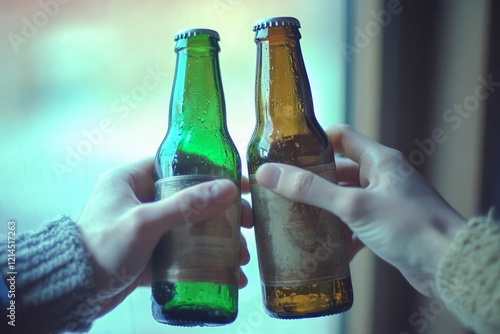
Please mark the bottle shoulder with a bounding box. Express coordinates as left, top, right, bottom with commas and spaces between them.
156, 132, 241, 180
247, 131, 333, 171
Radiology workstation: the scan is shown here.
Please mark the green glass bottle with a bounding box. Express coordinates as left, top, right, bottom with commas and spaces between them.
248, 17, 353, 319
152, 28, 241, 326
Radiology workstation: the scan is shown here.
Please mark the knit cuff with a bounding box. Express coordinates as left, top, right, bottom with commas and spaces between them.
436, 210, 500, 334
15, 216, 100, 333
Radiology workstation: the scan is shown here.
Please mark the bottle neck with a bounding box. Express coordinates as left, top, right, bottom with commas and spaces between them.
169, 37, 226, 133
255, 26, 316, 138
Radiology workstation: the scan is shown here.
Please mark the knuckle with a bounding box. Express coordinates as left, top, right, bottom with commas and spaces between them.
372, 147, 405, 170
383, 148, 405, 163
128, 205, 149, 228
327, 123, 352, 138
391, 148, 406, 161
289, 171, 314, 201
97, 166, 129, 185
336, 124, 353, 132
121, 205, 151, 241
96, 169, 113, 184
341, 192, 367, 221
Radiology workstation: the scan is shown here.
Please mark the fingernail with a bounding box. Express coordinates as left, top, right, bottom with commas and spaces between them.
209, 181, 222, 197
258, 164, 281, 189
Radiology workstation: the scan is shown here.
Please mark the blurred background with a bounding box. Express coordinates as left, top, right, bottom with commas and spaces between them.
0, 0, 498, 333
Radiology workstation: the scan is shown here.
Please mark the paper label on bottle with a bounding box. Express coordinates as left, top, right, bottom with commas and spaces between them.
152, 176, 241, 285
250, 163, 350, 286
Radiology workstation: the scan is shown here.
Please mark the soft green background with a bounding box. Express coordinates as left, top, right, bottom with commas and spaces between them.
0, 1, 346, 333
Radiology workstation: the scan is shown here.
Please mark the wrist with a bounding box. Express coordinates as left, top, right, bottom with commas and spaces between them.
400, 207, 466, 297
424, 210, 466, 297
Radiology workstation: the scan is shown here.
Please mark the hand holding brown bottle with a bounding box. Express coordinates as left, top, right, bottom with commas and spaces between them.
256, 124, 466, 297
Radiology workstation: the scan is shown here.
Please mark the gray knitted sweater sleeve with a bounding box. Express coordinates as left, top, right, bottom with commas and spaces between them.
436, 210, 500, 334
0, 216, 100, 333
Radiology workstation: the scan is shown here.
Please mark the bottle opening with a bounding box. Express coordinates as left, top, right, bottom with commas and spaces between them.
174, 28, 220, 41
253, 17, 301, 32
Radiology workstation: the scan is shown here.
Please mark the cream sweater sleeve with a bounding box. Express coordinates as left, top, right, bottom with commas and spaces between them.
436, 210, 500, 334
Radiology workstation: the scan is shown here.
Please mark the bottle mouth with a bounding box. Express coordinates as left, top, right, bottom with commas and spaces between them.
174, 28, 220, 41
253, 17, 301, 32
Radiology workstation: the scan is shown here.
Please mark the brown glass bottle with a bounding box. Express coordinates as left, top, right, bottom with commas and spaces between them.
247, 17, 353, 319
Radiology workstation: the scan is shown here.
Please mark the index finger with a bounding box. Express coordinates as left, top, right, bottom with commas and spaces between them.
99, 157, 156, 203
327, 124, 383, 168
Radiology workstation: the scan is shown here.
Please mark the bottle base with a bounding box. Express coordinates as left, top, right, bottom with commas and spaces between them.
263, 301, 353, 320
152, 301, 237, 327
151, 280, 238, 326
261, 277, 354, 319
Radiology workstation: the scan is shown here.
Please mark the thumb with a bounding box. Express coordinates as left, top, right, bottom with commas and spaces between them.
129, 179, 239, 238
256, 163, 366, 223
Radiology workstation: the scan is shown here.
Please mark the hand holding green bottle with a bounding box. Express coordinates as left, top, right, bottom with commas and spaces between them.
77, 157, 252, 318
